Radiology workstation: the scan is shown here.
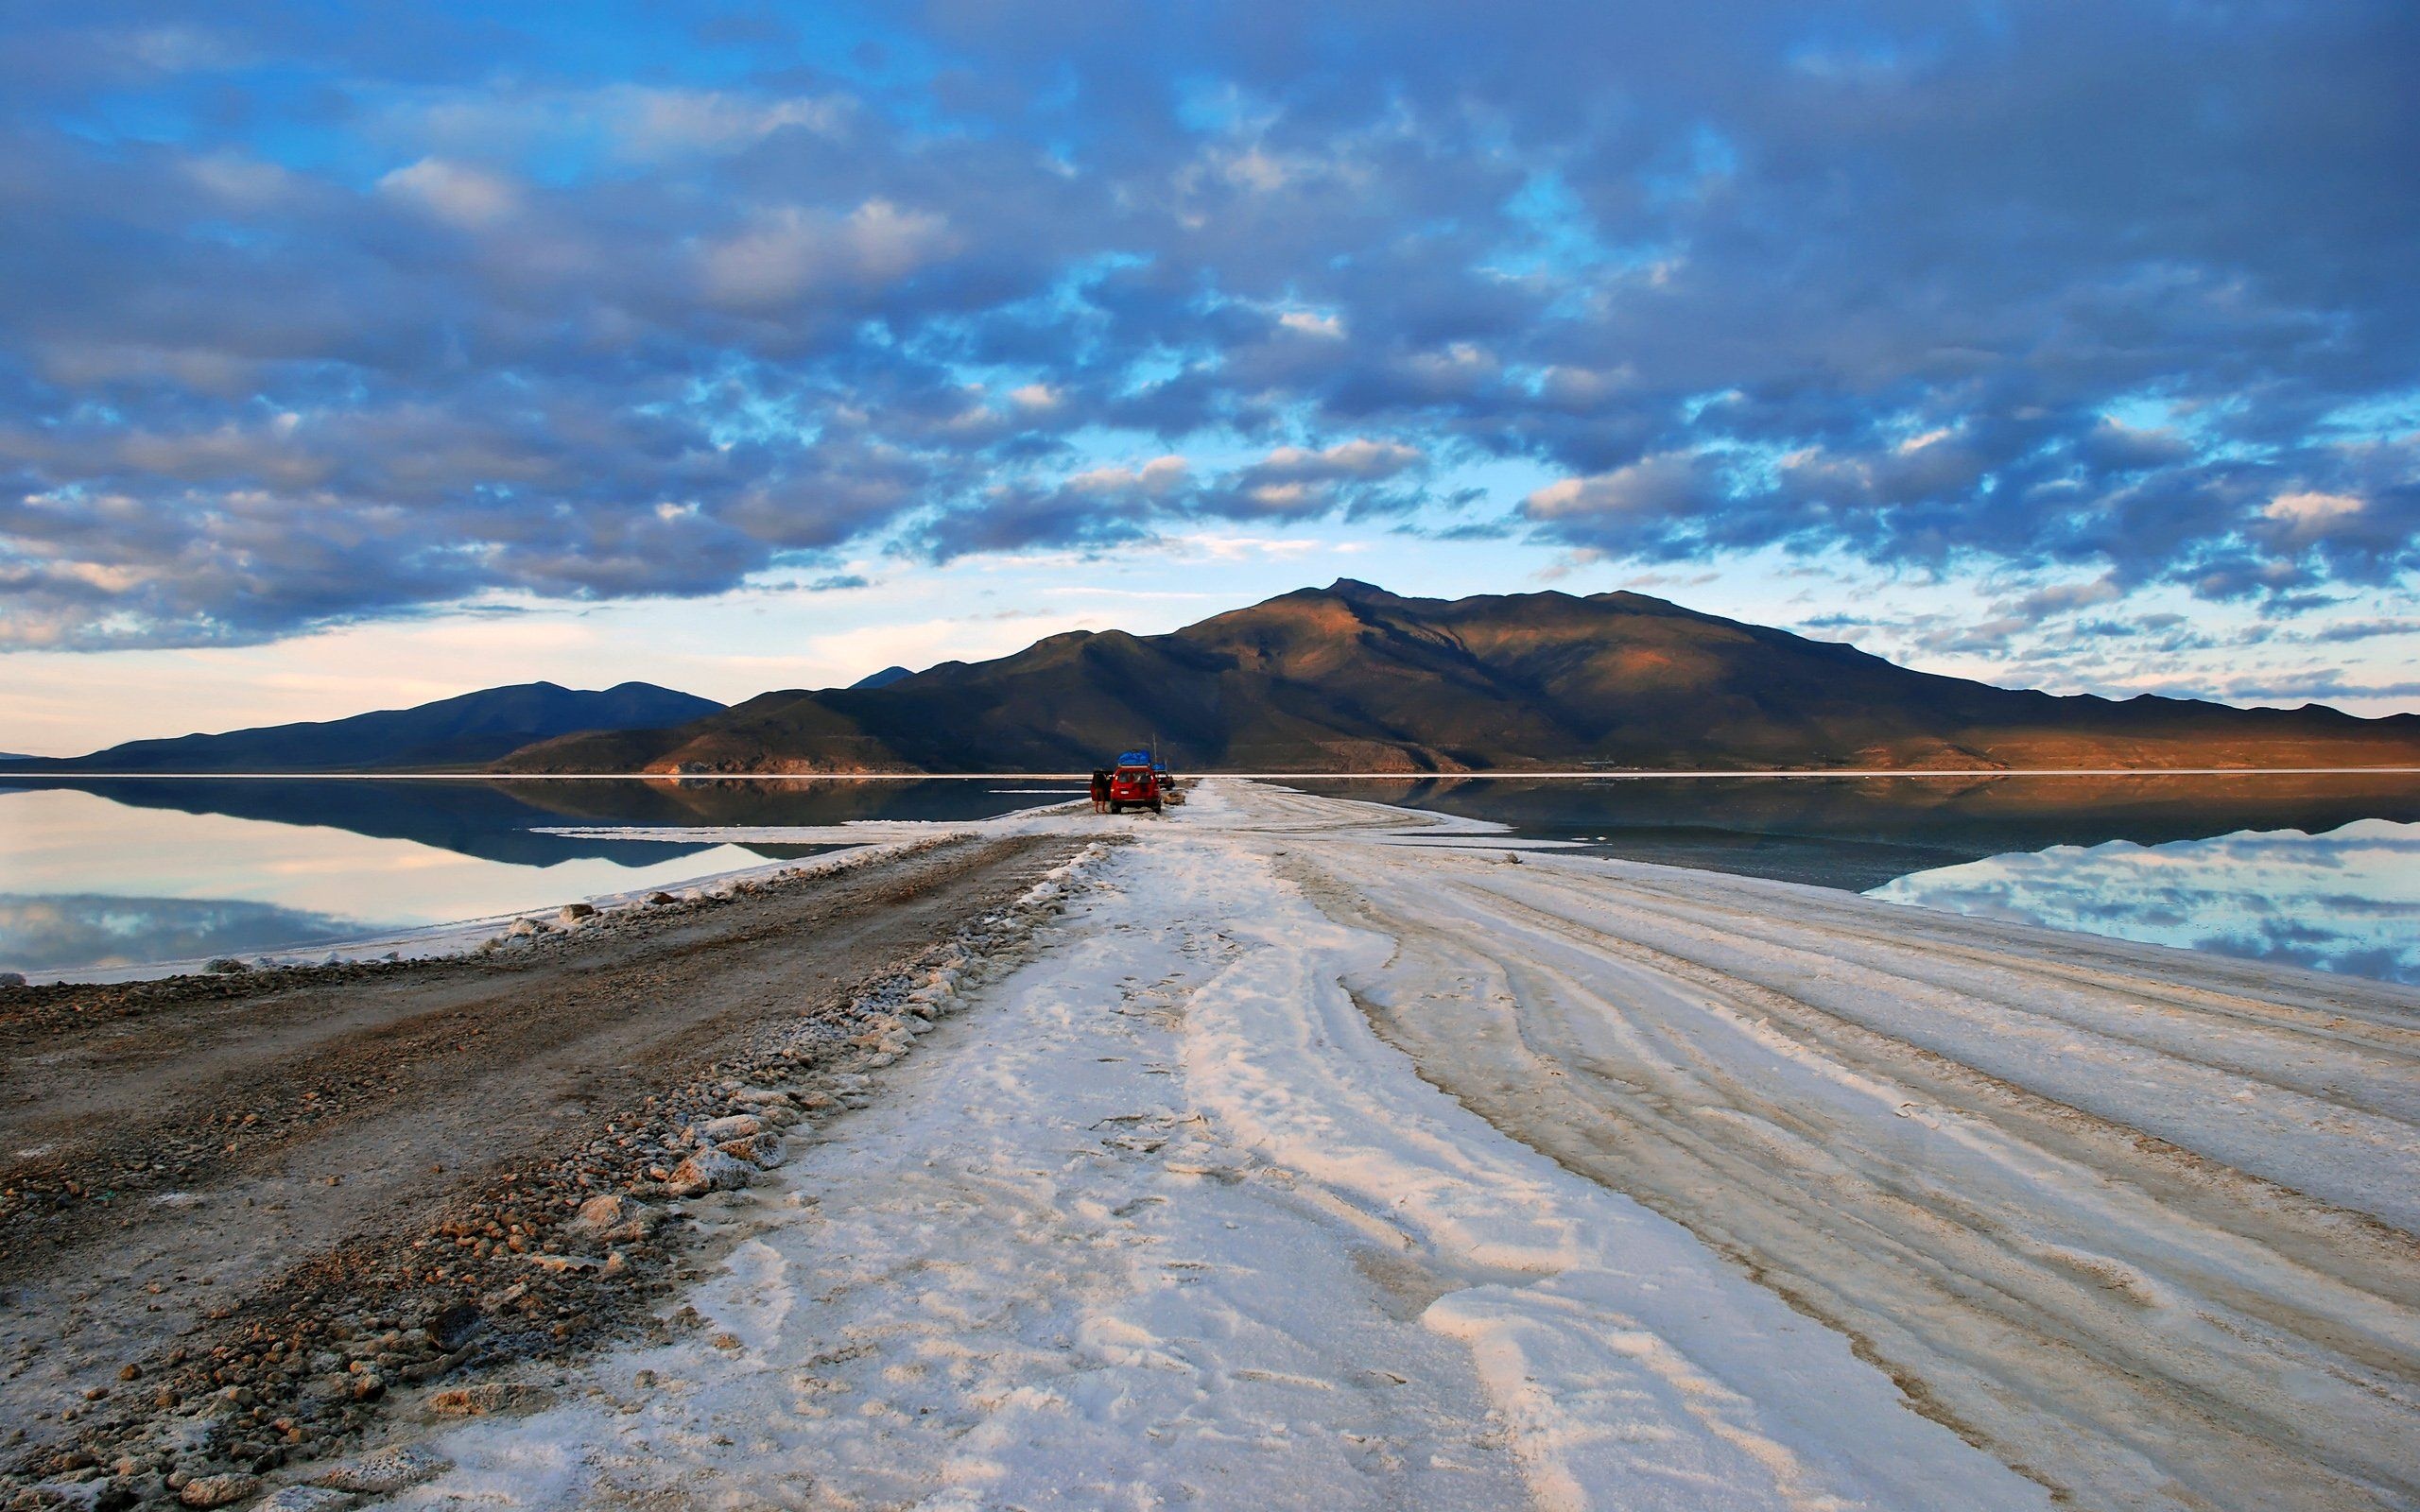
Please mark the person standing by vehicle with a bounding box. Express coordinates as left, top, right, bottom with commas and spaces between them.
1089, 768, 1112, 814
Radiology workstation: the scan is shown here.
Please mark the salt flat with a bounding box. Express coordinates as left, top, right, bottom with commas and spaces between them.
395, 779, 2420, 1511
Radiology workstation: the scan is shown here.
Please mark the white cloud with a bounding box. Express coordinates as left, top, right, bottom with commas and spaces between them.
1994, 574, 2124, 621
611, 88, 852, 159
377, 158, 520, 228
1525, 453, 1714, 521
1159, 532, 1338, 562
1067, 455, 1189, 496
700, 199, 956, 307
2263, 490, 2364, 541
1253, 438, 1422, 481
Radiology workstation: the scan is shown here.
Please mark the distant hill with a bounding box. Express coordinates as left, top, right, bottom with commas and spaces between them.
495, 582, 2420, 774
851, 665, 914, 690
26, 681, 723, 773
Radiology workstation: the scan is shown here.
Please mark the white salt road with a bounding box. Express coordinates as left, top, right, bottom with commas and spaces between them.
386, 780, 2419, 1511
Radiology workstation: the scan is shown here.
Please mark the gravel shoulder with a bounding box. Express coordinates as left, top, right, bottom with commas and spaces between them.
0, 832, 1093, 1506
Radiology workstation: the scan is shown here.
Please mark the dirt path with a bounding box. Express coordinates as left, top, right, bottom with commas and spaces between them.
0, 833, 1086, 1500
260, 791, 2035, 1512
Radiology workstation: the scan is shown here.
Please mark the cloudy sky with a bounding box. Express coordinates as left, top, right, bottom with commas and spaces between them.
2, 1, 2415, 753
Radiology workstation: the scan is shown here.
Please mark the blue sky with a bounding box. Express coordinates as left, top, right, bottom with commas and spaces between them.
2, 1, 2415, 751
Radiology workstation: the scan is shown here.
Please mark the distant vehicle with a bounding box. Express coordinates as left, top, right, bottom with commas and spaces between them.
1108, 749, 1162, 814
1153, 762, 1184, 804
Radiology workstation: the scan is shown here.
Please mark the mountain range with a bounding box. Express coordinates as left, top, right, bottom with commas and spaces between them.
497, 581, 2420, 774
9, 680, 721, 773
13, 584, 2415, 775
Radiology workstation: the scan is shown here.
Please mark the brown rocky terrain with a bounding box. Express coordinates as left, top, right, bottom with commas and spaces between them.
0, 833, 1093, 1509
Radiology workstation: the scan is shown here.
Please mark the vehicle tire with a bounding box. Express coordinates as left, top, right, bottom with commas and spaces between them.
1149, 800, 1163, 813
1110, 801, 1123, 814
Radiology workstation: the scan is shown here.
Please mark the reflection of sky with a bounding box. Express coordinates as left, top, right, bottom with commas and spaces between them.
0, 787, 780, 971
0, 895, 386, 972
1869, 819, 2420, 985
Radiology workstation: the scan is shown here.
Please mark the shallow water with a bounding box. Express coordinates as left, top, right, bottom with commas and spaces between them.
9, 772, 2417, 986
0, 778, 1073, 974
1288, 773, 2420, 985
1871, 817, 2420, 985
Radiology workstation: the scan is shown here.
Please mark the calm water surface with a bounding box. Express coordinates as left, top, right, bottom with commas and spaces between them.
8, 773, 2417, 985
0, 778, 1073, 975
1291, 773, 2420, 986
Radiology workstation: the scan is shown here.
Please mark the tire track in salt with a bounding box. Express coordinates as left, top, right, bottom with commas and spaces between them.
1290, 833, 2420, 1512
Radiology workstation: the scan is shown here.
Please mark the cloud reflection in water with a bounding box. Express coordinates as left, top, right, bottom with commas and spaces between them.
1868, 819, 2420, 985
0, 895, 395, 972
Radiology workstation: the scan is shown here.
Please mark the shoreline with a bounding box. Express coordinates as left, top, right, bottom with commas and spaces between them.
5, 845, 883, 988
13, 775, 2418, 989
5, 801, 1099, 988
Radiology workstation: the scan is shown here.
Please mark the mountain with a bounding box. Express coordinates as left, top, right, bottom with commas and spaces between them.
850, 665, 914, 690
26, 681, 724, 773
494, 582, 2420, 774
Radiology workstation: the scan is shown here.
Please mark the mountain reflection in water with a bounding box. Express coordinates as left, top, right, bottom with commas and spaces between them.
8, 772, 2415, 985
1291, 772, 2420, 986
0, 777, 1065, 974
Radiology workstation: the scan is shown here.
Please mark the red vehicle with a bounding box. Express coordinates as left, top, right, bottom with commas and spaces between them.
1108, 750, 1162, 814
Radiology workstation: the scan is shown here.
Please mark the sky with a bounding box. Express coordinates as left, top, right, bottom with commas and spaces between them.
1, 1, 2416, 754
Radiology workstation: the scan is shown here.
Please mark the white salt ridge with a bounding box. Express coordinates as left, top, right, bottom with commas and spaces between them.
1253, 782, 2420, 1509
372, 781, 2416, 1511
1163, 791, 2040, 1510
385, 791, 2042, 1511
